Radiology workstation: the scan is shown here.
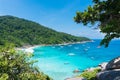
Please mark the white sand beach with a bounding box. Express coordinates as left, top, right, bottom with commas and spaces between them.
16, 40, 93, 53
16, 45, 40, 53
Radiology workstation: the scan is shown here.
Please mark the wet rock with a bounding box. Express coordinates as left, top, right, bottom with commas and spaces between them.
97, 69, 120, 80
106, 57, 120, 70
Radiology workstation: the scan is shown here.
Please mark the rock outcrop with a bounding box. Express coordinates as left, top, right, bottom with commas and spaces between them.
98, 62, 108, 71
106, 57, 120, 70
97, 57, 120, 80
97, 69, 120, 80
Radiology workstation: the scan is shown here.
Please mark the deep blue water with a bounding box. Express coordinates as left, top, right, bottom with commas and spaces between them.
32, 39, 120, 80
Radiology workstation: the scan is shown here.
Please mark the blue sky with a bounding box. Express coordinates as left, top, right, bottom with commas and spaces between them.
0, 0, 104, 39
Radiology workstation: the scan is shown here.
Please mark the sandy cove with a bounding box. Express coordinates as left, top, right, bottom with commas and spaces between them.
16, 40, 93, 53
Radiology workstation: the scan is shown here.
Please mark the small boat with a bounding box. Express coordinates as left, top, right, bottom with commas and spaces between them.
73, 69, 80, 73
64, 62, 69, 65
91, 57, 94, 59
68, 53, 75, 56
82, 44, 85, 46
87, 47, 90, 48
97, 46, 101, 48
74, 47, 79, 49
84, 48, 88, 51
60, 46, 64, 48
68, 45, 72, 47
52, 46, 55, 48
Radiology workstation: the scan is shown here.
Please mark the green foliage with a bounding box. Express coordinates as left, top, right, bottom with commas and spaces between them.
0, 43, 52, 80
0, 15, 90, 47
79, 68, 101, 80
0, 74, 8, 80
74, 0, 120, 47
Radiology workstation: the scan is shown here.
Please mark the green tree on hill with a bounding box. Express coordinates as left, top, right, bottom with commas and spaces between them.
0, 15, 90, 47
74, 0, 120, 47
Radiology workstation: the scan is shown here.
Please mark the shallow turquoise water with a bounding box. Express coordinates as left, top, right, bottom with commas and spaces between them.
32, 39, 120, 80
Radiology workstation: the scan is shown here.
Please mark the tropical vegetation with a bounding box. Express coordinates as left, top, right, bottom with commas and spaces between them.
79, 68, 101, 80
0, 15, 90, 47
0, 43, 52, 80
0, 15, 90, 80
74, 0, 120, 47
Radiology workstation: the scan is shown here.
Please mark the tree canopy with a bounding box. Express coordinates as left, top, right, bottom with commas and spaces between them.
74, 0, 120, 47
0, 15, 90, 47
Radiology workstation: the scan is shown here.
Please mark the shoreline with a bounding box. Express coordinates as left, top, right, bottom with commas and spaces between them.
16, 40, 120, 80
16, 40, 93, 53
52, 40, 93, 46
16, 45, 41, 53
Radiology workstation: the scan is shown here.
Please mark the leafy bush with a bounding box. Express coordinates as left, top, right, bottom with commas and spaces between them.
79, 68, 101, 80
0, 43, 52, 80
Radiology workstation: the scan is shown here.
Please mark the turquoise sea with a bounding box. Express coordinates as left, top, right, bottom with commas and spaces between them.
32, 39, 120, 80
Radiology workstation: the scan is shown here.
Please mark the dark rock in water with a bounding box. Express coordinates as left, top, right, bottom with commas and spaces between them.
97, 69, 120, 80
106, 57, 120, 70
73, 69, 80, 73
64, 62, 69, 65
65, 77, 87, 80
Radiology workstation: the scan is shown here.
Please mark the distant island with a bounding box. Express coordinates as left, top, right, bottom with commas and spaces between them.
0, 15, 90, 47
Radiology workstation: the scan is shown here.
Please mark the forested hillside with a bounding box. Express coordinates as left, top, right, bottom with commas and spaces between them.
0, 15, 90, 47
